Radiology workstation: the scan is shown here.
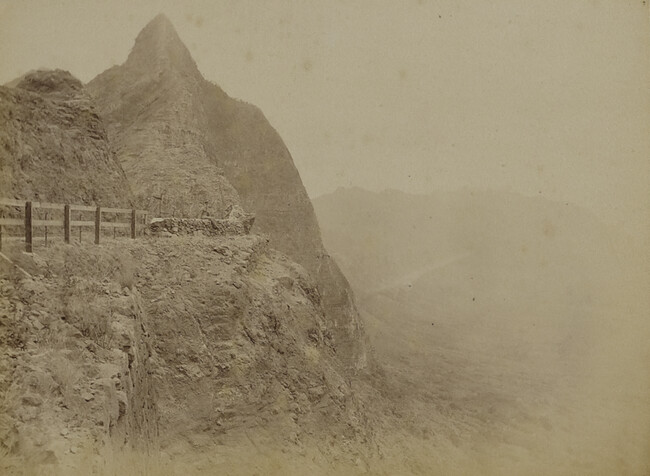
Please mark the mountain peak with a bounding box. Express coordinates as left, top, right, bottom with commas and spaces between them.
147, 12, 174, 28
125, 13, 200, 75
139, 13, 176, 41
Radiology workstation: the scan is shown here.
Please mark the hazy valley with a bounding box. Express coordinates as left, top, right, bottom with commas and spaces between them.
314, 187, 649, 475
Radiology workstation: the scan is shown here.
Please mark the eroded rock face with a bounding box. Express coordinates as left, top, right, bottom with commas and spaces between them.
131, 235, 371, 457
0, 70, 132, 206
0, 247, 158, 470
0, 234, 373, 473
87, 14, 366, 370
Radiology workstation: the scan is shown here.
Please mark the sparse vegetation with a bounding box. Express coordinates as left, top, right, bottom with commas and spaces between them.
63, 290, 112, 348
0, 385, 20, 452
0, 447, 23, 476
116, 255, 136, 291
46, 358, 81, 400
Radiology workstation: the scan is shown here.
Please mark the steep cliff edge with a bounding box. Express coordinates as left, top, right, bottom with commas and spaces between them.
87, 15, 366, 369
131, 235, 372, 464
0, 70, 132, 205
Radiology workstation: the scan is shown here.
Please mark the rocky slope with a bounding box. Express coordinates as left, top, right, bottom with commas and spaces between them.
87, 15, 366, 369
0, 243, 158, 474
132, 235, 372, 461
0, 232, 374, 475
0, 70, 132, 206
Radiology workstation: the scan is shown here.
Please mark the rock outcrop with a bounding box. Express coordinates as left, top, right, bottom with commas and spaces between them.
0, 70, 133, 206
87, 14, 366, 369
133, 235, 372, 462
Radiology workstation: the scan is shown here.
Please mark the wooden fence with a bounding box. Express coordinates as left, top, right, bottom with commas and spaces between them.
0, 198, 148, 252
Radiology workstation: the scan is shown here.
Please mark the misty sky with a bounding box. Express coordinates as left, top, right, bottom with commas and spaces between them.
1, 0, 648, 238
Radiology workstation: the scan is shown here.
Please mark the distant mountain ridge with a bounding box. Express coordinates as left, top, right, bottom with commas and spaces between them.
87, 14, 366, 368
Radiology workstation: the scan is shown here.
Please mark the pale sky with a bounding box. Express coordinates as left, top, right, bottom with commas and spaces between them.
1, 0, 648, 238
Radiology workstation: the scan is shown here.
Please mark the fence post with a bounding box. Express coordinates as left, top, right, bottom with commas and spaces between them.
131, 209, 136, 239
95, 206, 101, 245
25, 201, 33, 253
64, 205, 70, 244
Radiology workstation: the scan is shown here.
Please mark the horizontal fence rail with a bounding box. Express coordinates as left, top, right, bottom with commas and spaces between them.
0, 198, 25, 207
0, 198, 148, 252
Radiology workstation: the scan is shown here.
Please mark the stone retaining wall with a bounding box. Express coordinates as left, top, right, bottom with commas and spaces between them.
148, 205, 255, 237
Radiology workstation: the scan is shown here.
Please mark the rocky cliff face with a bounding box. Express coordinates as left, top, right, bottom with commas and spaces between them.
0, 70, 132, 206
87, 14, 366, 369
132, 235, 372, 463
85, 17, 239, 220
0, 245, 159, 472
0, 233, 373, 474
